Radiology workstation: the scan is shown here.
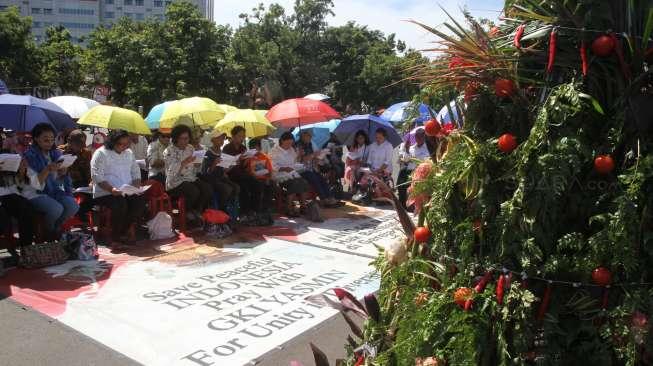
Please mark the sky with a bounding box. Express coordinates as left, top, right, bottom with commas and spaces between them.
214, 0, 505, 54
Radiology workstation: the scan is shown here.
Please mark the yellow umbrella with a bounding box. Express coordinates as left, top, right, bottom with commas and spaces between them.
213, 109, 276, 138
217, 104, 238, 113
146, 97, 226, 129
78, 105, 151, 135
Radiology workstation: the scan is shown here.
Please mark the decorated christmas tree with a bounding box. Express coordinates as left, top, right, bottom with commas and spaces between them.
341, 1, 653, 365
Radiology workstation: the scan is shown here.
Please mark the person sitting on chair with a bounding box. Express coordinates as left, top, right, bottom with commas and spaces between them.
296, 130, 341, 207
147, 130, 171, 184
345, 130, 369, 193
246, 138, 274, 225
269, 132, 310, 217
24, 123, 79, 240
200, 130, 240, 212
163, 125, 212, 226
90, 129, 148, 247
397, 127, 430, 208
354, 128, 393, 204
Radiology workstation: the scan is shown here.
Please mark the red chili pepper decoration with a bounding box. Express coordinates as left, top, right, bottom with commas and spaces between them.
546, 28, 557, 74
610, 32, 631, 80
514, 24, 526, 49
464, 298, 473, 311
580, 41, 588, 76
475, 270, 494, 293
536, 284, 552, 322
505, 273, 513, 292
496, 274, 506, 305
354, 355, 365, 366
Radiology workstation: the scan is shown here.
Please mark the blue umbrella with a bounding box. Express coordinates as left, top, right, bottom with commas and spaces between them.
380, 102, 435, 126
436, 100, 464, 128
0, 80, 8, 94
144, 101, 171, 129
0, 94, 76, 132
334, 114, 402, 147
292, 119, 341, 147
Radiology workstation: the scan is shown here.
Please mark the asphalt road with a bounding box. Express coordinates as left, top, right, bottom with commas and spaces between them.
0, 295, 357, 366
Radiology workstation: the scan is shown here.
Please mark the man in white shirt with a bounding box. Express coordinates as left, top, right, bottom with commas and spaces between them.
397, 128, 431, 207
365, 128, 394, 176
129, 133, 148, 180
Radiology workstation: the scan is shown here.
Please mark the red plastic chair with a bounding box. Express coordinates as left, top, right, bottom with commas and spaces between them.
144, 180, 186, 232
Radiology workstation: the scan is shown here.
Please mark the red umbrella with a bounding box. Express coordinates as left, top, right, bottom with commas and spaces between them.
266, 98, 341, 128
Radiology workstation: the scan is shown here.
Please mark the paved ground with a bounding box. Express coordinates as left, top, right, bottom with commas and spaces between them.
0, 294, 355, 366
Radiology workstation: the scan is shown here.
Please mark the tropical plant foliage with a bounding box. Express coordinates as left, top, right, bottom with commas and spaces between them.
349, 1, 653, 365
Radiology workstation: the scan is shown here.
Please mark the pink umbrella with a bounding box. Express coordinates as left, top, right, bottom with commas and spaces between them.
266, 98, 341, 128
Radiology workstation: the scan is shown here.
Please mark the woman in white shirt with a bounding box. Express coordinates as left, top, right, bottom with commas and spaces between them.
91, 129, 147, 246
0, 157, 37, 249
269, 132, 310, 217
397, 128, 431, 207
344, 130, 369, 189
164, 125, 212, 224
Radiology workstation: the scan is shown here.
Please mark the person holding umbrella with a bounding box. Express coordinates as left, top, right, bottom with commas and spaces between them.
24, 123, 79, 239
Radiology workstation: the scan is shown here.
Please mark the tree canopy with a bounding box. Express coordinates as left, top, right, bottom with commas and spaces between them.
0, 1, 425, 112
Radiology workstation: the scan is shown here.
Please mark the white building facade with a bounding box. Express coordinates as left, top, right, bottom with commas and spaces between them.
0, 0, 214, 43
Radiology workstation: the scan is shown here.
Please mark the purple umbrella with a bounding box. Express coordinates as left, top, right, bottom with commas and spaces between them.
0, 94, 76, 132
404, 126, 425, 145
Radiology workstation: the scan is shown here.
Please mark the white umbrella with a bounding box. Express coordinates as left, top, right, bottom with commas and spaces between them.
436, 100, 464, 128
304, 93, 330, 101
47, 96, 100, 119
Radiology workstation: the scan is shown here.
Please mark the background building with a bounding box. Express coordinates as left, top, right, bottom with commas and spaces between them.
0, 0, 214, 43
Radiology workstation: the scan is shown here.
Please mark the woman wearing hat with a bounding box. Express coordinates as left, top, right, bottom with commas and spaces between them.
200, 130, 240, 211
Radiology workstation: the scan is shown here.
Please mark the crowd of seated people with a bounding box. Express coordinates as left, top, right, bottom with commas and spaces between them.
0, 121, 435, 263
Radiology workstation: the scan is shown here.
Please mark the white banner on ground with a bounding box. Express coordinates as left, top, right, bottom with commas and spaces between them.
55, 238, 379, 366
288, 209, 406, 257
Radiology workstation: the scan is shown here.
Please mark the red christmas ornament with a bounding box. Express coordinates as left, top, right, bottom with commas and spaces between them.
414, 226, 431, 243
497, 133, 518, 153
594, 155, 615, 175
632, 311, 649, 329
472, 219, 482, 232
591, 35, 616, 57
453, 287, 473, 308
424, 119, 442, 137
592, 267, 612, 286
494, 78, 515, 98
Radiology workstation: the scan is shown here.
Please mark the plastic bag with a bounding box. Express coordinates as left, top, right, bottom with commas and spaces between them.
147, 212, 175, 240
202, 209, 230, 224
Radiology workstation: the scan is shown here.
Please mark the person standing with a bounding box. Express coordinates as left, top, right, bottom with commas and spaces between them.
24, 123, 79, 239
164, 125, 212, 225
147, 130, 171, 183
90, 129, 147, 246
397, 128, 430, 207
